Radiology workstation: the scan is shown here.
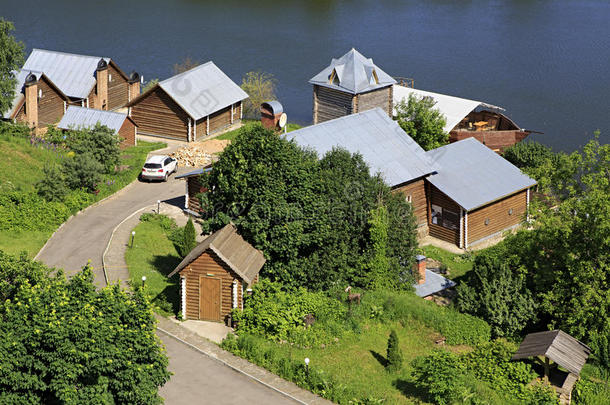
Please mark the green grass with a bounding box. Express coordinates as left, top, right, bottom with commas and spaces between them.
0, 131, 166, 258
0, 132, 65, 193
124, 215, 182, 316
215, 120, 302, 142
421, 245, 476, 280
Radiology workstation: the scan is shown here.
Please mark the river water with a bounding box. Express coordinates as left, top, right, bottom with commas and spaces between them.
4, 0, 609, 151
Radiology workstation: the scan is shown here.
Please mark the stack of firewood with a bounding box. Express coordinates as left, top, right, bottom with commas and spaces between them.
170, 139, 230, 167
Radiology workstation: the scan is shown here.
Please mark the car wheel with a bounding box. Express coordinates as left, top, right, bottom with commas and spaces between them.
164, 173, 168, 182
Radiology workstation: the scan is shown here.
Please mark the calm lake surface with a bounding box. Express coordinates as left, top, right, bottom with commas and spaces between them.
4, 0, 610, 151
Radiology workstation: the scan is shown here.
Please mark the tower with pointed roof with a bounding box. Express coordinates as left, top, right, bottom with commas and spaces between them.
309, 48, 396, 124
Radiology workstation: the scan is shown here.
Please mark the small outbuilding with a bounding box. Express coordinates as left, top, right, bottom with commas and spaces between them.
175, 166, 212, 216
57, 106, 137, 147
512, 330, 591, 403
126, 62, 248, 141
168, 224, 265, 323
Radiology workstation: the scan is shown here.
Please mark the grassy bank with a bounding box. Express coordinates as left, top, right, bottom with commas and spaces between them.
0, 125, 165, 257
124, 214, 181, 315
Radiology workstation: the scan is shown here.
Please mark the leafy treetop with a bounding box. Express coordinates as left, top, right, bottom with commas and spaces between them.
0, 19, 25, 115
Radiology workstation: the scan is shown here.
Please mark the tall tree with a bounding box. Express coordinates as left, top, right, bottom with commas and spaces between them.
395, 93, 448, 151
0, 19, 25, 115
173, 56, 200, 75
240, 71, 277, 118
0, 252, 170, 404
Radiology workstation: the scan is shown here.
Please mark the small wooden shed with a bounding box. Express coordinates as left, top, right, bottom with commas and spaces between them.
57, 106, 137, 147
168, 224, 265, 323
175, 166, 212, 216
512, 330, 591, 404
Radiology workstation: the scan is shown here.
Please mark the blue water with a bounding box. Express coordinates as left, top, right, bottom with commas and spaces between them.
4, 0, 609, 151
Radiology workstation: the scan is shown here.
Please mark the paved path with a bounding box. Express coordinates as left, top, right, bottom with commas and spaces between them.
35, 143, 186, 287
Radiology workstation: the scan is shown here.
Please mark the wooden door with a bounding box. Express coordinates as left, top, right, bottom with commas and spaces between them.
199, 277, 221, 321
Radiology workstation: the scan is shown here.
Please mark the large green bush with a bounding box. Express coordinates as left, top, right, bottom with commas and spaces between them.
63, 153, 104, 192
0, 252, 170, 404
412, 341, 559, 405
36, 163, 68, 201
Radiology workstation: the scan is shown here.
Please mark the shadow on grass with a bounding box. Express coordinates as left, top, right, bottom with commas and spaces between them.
151, 254, 182, 315
370, 350, 387, 368
393, 378, 429, 403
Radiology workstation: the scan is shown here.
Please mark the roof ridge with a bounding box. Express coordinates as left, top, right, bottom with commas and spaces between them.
66, 105, 127, 117
31, 48, 109, 61
159, 61, 215, 85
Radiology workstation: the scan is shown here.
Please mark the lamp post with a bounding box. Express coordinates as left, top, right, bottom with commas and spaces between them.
304, 357, 310, 378
157, 200, 161, 214
131, 231, 136, 248
142, 275, 147, 288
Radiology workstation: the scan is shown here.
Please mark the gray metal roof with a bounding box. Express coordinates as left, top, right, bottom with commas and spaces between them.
158, 62, 249, 120
309, 48, 396, 94
286, 108, 438, 187
393, 85, 504, 133
168, 223, 265, 285
512, 330, 591, 376
22, 49, 110, 99
57, 106, 129, 133
426, 138, 536, 211
262, 100, 283, 114
175, 166, 212, 179
413, 270, 456, 297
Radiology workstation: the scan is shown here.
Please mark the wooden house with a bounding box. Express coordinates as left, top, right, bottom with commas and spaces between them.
2, 49, 140, 129
310, 48, 396, 124
125, 62, 248, 141
287, 108, 438, 236
168, 224, 265, 323
175, 166, 212, 216
393, 85, 531, 153
57, 106, 137, 148
288, 108, 537, 248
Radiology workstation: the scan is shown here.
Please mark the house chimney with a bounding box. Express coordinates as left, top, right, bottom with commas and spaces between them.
128, 71, 141, 101
414, 255, 427, 285
260, 101, 284, 131
96, 59, 109, 110
24, 73, 39, 128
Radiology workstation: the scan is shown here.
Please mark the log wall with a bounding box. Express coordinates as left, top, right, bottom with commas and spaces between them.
130, 87, 189, 141
187, 176, 206, 213
467, 190, 527, 245
313, 85, 354, 123
117, 118, 136, 148
38, 77, 66, 127
450, 130, 530, 153
355, 86, 392, 116
107, 64, 129, 111
181, 250, 244, 322
428, 183, 461, 245
392, 179, 428, 227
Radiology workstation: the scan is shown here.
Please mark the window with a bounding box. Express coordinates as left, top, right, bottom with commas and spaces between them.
405, 194, 412, 203
108, 74, 112, 82
164, 158, 172, 166
38, 89, 43, 98
329, 69, 340, 85
431, 204, 459, 230
369, 70, 379, 85
508, 208, 513, 215
485, 218, 490, 226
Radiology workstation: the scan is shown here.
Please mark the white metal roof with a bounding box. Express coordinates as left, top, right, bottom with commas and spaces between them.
393, 85, 503, 133
426, 137, 536, 211
158, 62, 249, 120
286, 108, 437, 187
310, 48, 396, 94
57, 106, 130, 133
22, 49, 110, 99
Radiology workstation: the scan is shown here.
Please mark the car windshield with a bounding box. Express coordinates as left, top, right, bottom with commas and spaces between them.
144, 163, 162, 169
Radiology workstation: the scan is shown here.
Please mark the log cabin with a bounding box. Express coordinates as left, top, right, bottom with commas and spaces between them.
125, 62, 248, 141
168, 224, 265, 323
57, 106, 137, 148
287, 108, 536, 248
310, 48, 396, 124
2, 49, 140, 128
393, 85, 531, 153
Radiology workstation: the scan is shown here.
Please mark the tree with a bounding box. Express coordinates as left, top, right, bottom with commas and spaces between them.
173, 56, 200, 75
180, 217, 197, 257
0, 19, 25, 115
63, 153, 104, 192
142, 78, 159, 93
386, 329, 403, 372
198, 124, 418, 290
364, 202, 391, 289
36, 163, 68, 201
457, 244, 537, 338
0, 251, 170, 404
395, 93, 448, 151
240, 71, 277, 118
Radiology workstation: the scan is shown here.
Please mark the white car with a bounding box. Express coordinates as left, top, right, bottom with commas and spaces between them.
141, 155, 177, 182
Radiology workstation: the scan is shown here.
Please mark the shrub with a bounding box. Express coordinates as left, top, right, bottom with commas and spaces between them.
180, 217, 197, 257
0, 191, 72, 232
232, 280, 347, 345
385, 329, 403, 372
412, 350, 466, 405
63, 152, 103, 192
66, 123, 120, 173
36, 163, 68, 201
